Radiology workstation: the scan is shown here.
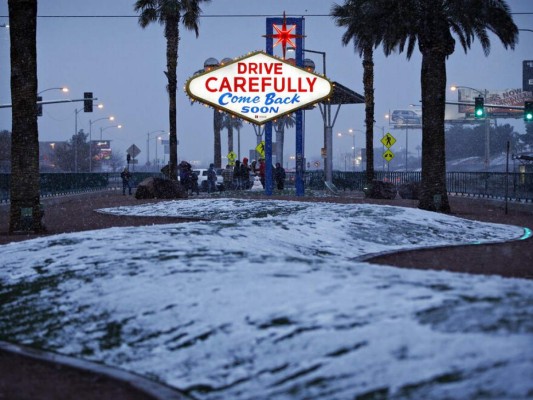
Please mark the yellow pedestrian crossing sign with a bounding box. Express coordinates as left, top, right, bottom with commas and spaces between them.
256, 141, 265, 158
227, 151, 237, 165
383, 149, 394, 162
381, 133, 396, 149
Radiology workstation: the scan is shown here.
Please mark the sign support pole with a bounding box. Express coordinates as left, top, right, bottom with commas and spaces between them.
265, 16, 305, 196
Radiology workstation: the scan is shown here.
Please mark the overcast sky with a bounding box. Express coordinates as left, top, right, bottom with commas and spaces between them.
0, 0, 532, 168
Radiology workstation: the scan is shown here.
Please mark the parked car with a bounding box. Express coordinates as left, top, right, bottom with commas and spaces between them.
193, 169, 224, 192
390, 109, 421, 126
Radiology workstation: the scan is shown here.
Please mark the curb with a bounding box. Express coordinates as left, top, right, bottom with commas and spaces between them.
0, 341, 194, 400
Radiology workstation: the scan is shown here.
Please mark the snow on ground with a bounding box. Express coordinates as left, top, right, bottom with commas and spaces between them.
1, 199, 532, 400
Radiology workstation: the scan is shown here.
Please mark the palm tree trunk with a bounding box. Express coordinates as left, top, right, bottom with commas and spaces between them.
363, 46, 374, 184
8, 0, 44, 233
228, 123, 234, 153
164, 16, 178, 180
419, 50, 451, 213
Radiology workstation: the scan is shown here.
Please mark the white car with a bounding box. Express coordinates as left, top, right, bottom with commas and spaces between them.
193, 169, 224, 191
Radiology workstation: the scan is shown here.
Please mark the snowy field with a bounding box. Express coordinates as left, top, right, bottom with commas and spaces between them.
1, 199, 532, 400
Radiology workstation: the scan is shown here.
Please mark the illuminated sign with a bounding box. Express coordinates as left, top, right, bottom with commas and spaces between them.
186, 51, 332, 125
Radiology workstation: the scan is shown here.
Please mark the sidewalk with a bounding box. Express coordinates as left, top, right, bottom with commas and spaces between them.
0, 190, 531, 399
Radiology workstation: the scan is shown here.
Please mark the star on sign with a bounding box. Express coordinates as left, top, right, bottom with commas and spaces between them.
263, 11, 305, 60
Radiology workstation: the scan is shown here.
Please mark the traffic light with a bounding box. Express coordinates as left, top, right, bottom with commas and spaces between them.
525, 101, 533, 122
84, 92, 93, 112
474, 96, 484, 118
36, 96, 42, 117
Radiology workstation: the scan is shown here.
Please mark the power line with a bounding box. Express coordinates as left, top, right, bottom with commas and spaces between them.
1, 12, 532, 18
0, 14, 331, 18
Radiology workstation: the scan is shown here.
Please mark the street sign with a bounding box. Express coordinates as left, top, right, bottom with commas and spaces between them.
127, 144, 141, 158
227, 151, 237, 164
381, 133, 396, 148
256, 141, 265, 158
383, 149, 394, 162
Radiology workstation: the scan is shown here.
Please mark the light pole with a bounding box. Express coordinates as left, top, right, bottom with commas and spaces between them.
197, 57, 230, 168
99, 124, 123, 171
337, 129, 360, 171
99, 124, 122, 140
74, 102, 103, 172
37, 87, 68, 117
299, 48, 331, 182
88, 116, 115, 172
451, 85, 490, 171
146, 130, 166, 167
154, 135, 162, 170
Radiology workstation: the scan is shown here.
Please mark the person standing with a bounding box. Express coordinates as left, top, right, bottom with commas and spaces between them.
233, 160, 242, 190
241, 157, 251, 189
258, 158, 266, 188
179, 161, 192, 191
207, 163, 217, 193
120, 167, 132, 195
222, 164, 234, 190
274, 162, 286, 191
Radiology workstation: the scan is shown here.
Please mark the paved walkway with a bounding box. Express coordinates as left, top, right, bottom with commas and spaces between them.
0, 190, 531, 399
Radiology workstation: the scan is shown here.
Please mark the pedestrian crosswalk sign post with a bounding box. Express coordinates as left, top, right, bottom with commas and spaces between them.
380, 133, 396, 149
227, 151, 237, 165
383, 149, 394, 162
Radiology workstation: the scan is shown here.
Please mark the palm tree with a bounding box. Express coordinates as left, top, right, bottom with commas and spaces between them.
8, 0, 44, 233
273, 115, 295, 168
331, 0, 380, 186
135, 0, 210, 180
334, 0, 518, 212
380, 0, 517, 212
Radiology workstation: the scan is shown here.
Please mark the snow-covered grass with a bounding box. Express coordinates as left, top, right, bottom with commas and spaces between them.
1, 199, 532, 400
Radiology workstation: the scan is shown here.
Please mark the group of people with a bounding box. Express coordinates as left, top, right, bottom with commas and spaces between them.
178, 161, 218, 195
222, 157, 286, 191
121, 158, 286, 197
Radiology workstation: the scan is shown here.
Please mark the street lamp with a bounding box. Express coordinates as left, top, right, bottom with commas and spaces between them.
202, 57, 233, 168
450, 85, 490, 171
147, 130, 166, 167
88, 115, 115, 172
98, 124, 122, 171
74, 102, 103, 172
38, 87, 69, 95
337, 129, 359, 171
290, 47, 332, 182
36, 87, 69, 117
99, 124, 122, 140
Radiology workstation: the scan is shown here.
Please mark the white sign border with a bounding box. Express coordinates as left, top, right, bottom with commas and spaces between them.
185, 51, 333, 125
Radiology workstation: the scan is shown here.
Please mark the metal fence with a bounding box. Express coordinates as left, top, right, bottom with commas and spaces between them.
0, 172, 160, 203
288, 170, 533, 202
1, 171, 532, 203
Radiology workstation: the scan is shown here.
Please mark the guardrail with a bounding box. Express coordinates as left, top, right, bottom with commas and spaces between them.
1, 171, 532, 203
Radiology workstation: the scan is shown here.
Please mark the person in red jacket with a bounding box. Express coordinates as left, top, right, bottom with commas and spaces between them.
258, 158, 266, 188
